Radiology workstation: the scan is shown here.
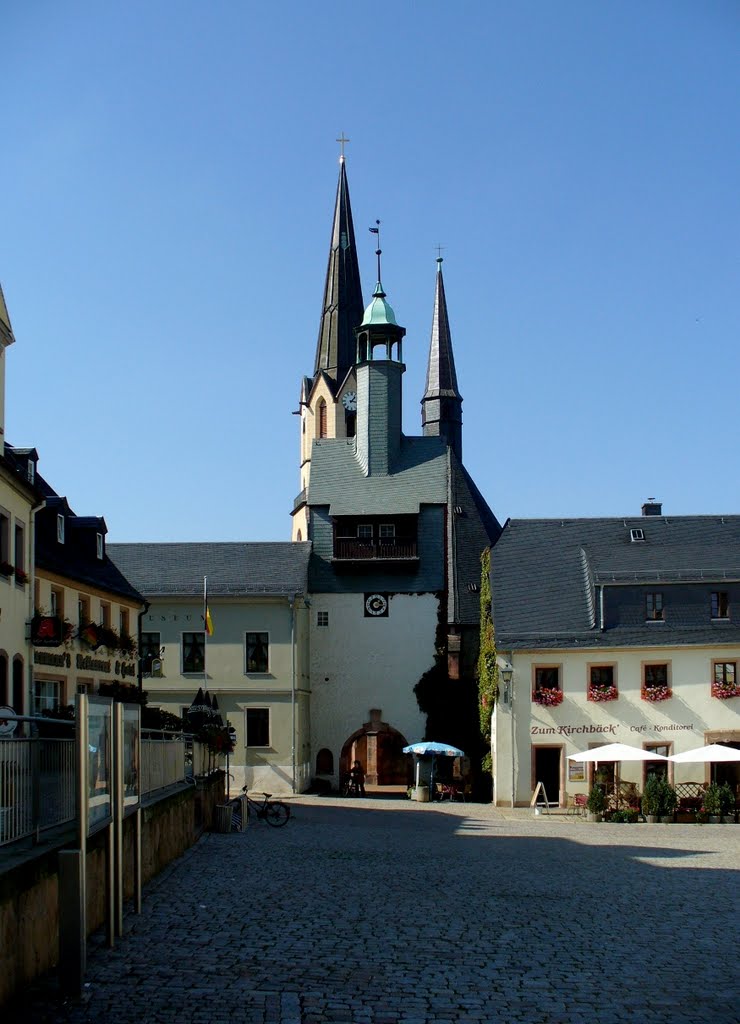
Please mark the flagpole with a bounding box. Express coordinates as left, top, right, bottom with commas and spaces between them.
203, 574, 208, 694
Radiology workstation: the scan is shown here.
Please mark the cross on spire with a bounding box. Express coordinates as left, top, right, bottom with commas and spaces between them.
336, 132, 350, 161
435, 243, 445, 264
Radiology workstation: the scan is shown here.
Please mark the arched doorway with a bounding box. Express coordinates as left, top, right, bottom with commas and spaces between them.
340, 709, 411, 786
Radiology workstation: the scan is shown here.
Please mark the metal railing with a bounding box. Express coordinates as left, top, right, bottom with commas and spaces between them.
141, 732, 187, 797
0, 737, 76, 847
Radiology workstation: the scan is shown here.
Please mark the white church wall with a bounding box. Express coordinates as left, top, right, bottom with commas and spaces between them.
308, 590, 438, 782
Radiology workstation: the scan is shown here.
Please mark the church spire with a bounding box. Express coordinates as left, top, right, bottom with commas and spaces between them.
421, 258, 463, 460
313, 151, 364, 383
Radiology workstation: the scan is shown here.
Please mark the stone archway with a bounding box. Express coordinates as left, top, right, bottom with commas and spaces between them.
340, 709, 411, 786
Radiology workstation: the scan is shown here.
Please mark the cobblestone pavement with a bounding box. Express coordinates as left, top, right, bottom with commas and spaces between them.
15, 797, 740, 1024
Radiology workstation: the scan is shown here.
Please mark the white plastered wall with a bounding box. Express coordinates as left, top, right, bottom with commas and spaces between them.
493, 645, 740, 806
308, 591, 438, 782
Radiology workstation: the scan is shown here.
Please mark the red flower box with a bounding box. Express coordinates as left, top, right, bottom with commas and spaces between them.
712, 681, 740, 700
588, 684, 618, 702
642, 685, 672, 702
533, 687, 563, 707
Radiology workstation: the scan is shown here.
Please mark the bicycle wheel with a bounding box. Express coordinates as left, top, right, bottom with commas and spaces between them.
264, 801, 290, 827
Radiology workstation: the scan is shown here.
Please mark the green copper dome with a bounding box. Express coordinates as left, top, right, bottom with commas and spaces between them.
361, 281, 397, 326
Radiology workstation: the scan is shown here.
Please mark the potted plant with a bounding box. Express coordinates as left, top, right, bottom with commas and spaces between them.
642, 775, 662, 823
719, 782, 736, 823
659, 779, 678, 823
586, 785, 606, 822
702, 781, 722, 823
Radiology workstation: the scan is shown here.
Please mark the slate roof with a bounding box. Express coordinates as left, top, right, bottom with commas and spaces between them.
491, 515, 740, 649
108, 542, 311, 598
313, 158, 364, 384
448, 454, 502, 624
423, 263, 461, 400
307, 435, 449, 515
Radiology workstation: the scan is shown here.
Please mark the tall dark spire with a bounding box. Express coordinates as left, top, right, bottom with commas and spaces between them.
313, 157, 364, 383
421, 258, 463, 460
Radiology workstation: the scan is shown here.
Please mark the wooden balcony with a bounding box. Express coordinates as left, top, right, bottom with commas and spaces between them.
332, 538, 418, 562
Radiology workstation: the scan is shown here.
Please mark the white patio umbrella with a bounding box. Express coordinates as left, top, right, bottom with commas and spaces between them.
670, 743, 740, 763
567, 743, 669, 807
567, 742, 669, 763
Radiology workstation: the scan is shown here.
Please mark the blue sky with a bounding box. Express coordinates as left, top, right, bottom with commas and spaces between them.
3, 2, 739, 541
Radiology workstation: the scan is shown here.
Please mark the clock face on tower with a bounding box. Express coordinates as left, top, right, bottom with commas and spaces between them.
342, 391, 357, 412
364, 593, 389, 617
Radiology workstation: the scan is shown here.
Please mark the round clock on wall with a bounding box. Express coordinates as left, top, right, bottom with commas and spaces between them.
365, 593, 388, 617
342, 391, 357, 412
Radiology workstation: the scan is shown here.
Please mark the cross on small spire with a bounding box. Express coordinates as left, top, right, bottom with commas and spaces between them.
435, 243, 445, 264
336, 132, 350, 160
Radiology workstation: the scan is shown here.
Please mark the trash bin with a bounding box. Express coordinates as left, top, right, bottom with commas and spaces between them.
414, 785, 430, 803
214, 804, 233, 833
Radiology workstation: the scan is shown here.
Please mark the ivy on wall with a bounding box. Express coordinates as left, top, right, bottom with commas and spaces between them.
477, 547, 498, 763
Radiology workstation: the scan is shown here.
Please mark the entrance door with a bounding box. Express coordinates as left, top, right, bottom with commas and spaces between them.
534, 747, 561, 806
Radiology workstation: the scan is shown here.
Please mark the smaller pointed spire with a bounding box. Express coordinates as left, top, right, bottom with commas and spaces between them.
422, 258, 463, 459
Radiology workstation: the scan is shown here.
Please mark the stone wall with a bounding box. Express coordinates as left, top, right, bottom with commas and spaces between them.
0, 773, 224, 1007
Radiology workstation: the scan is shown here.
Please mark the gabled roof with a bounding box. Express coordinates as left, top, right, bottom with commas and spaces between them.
491, 515, 740, 649
108, 542, 311, 598
307, 435, 448, 515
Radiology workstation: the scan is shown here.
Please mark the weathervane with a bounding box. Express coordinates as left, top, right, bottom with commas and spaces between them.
369, 220, 382, 282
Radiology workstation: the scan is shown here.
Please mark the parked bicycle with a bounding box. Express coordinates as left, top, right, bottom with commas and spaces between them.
233, 787, 290, 827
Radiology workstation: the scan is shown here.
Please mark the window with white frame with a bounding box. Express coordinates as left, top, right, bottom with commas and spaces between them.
357, 524, 373, 541
245, 632, 269, 673
57, 515, 65, 544
246, 708, 270, 748
379, 523, 396, 544
14, 523, 25, 575
96, 533, 104, 559
34, 679, 61, 715
140, 632, 161, 673
0, 509, 9, 567
182, 632, 205, 674
645, 592, 663, 621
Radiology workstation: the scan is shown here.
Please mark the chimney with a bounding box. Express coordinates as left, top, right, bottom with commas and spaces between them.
641, 500, 663, 517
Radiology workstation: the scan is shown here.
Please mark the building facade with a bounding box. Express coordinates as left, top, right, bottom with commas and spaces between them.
23, 472, 145, 714
294, 157, 500, 788
490, 507, 740, 806
0, 289, 42, 715
109, 542, 311, 794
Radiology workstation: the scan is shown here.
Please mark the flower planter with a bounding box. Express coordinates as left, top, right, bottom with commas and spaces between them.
586, 811, 601, 822
646, 814, 658, 824
588, 686, 618, 703
533, 687, 563, 708
641, 686, 672, 702
660, 815, 674, 824
708, 815, 721, 824
721, 815, 736, 824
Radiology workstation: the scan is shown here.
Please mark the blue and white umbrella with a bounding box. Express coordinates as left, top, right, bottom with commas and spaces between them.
403, 741, 465, 792
403, 741, 465, 757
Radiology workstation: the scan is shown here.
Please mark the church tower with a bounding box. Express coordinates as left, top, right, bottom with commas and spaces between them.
421, 258, 463, 461
292, 150, 364, 542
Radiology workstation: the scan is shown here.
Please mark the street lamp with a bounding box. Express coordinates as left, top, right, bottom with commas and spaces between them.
499, 663, 515, 809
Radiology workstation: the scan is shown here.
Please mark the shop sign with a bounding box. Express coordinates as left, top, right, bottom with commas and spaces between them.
31, 615, 63, 646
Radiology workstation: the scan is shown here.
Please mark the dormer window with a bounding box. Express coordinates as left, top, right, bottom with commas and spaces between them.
57, 515, 65, 544
96, 533, 104, 560
630, 528, 645, 543
711, 592, 729, 620
646, 593, 664, 621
